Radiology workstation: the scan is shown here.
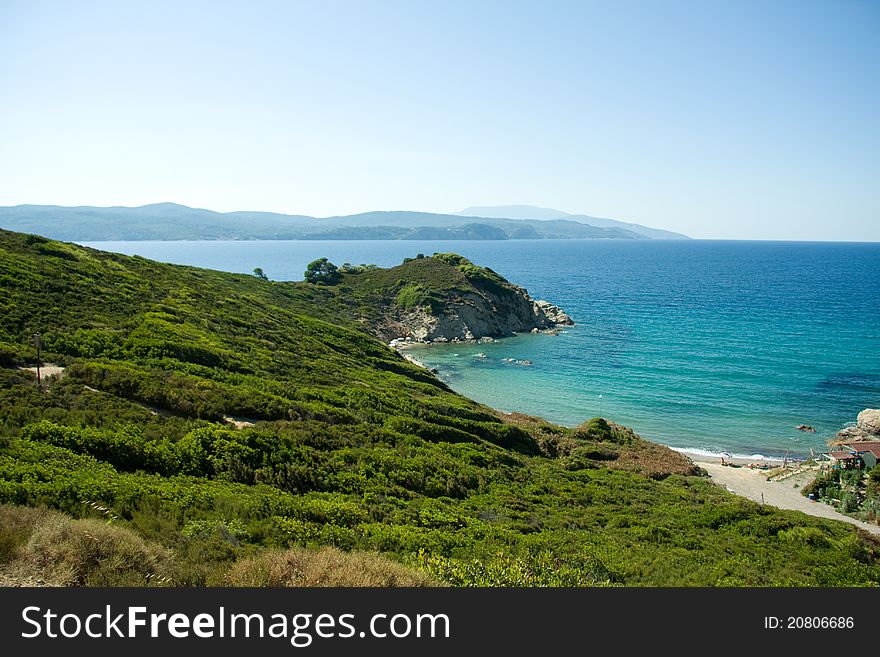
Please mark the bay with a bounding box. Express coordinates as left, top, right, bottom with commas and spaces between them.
79, 239, 880, 459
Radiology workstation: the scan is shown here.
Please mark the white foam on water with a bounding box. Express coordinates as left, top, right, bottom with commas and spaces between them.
667, 445, 798, 464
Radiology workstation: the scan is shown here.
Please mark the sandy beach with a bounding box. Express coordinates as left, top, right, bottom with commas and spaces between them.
680, 451, 880, 537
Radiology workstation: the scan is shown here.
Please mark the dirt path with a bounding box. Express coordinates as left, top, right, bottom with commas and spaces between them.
700, 462, 880, 536
19, 364, 65, 381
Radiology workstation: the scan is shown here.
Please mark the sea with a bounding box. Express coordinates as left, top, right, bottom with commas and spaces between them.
79, 239, 880, 460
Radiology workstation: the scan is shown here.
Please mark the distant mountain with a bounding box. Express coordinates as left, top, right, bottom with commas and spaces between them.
0, 203, 686, 241
458, 205, 572, 221
456, 204, 688, 240
0, 203, 320, 241
320, 211, 641, 240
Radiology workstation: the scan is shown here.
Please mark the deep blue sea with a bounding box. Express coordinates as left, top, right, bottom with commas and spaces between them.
80, 239, 880, 459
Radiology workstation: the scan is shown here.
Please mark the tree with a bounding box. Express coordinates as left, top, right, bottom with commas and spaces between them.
304, 258, 341, 285
253, 267, 268, 281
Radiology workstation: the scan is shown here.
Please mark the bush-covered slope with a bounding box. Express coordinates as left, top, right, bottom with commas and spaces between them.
0, 229, 878, 587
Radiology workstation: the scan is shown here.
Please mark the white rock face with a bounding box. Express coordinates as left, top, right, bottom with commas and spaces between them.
382, 288, 573, 343
836, 408, 880, 442
534, 299, 574, 325
857, 409, 880, 436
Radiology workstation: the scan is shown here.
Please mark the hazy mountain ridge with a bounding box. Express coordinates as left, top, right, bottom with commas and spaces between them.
457, 205, 688, 240
0, 203, 686, 241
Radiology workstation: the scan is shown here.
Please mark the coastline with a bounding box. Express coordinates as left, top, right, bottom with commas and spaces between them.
395, 324, 880, 537
396, 352, 880, 534
397, 336, 831, 463
70, 238, 878, 464
404, 339, 818, 464
673, 447, 792, 468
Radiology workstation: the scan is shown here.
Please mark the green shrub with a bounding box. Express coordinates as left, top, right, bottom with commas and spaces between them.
396, 284, 425, 309
576, 417, 613, 442
304, 258, 341, 285
840, 493, 859, 513
414, 549, 618, 587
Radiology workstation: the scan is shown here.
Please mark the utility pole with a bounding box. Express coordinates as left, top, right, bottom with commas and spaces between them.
32, 332, 41, 388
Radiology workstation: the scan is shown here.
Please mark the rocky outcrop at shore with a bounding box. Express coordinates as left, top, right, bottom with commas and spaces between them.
535, 300, 573, 326
388, 292, 572, 343
858, 409, 880, 435
364, 253, 574, 344
834, 408, 880, 442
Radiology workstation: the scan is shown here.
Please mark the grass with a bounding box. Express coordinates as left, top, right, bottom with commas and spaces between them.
0, 504, 172, 586
226, 546, 438, 587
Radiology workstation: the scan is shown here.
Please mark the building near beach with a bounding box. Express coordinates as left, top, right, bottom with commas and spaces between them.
828, 442, 880, 470
828, 451, 860, 469
847, 443, 880, 470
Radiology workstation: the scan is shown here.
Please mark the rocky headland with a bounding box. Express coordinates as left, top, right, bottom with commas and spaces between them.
344, 253, 573, 345
387, 290, 572, 345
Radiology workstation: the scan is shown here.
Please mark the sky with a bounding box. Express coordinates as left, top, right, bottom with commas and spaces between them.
0, 0, 878, 240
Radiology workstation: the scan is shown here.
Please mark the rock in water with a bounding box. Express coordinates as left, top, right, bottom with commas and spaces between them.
796, 424, 816, 432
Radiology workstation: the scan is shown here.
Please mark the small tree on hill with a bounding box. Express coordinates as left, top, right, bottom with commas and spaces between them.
253, 267, 268, 281
304, 258, 341, 285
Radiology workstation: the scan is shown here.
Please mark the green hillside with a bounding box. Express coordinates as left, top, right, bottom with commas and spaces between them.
327, 252, 518, 324
0, 229, 878, 586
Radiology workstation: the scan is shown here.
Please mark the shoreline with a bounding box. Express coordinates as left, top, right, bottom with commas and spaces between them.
397, 337, 846, 506
672, 448, 798, 468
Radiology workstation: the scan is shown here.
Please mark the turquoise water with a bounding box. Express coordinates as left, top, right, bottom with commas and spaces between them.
80, 239, 880, 458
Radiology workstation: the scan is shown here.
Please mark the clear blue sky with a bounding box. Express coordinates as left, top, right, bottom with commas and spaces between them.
1, 0, 878, 240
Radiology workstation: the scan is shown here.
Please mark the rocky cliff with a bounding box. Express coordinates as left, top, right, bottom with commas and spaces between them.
340, 253, 572, 343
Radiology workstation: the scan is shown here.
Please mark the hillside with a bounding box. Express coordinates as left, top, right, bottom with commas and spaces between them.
0, 229, 878, 587
0, 203, 670, 241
